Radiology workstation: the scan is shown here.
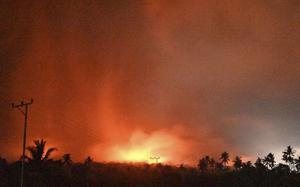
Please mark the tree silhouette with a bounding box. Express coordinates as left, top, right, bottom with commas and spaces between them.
233, 156, 242, 170
220, 152, 230, 168
274, 163, 290, 175
0, 156, 7, 168
254, 157, 266, 170
26, 139, 57, 165
198, 156, 210, 172
1, 143, 300, 187
84, 156, 93, 166
295, 156, 300, 172
282, 145, 295, 170
62, 153, 73, 166
242, 161, 253, 170
208, 157, 216, 171
263, 153, 275, 169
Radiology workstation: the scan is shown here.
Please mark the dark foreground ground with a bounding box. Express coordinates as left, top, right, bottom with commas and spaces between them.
1, 160, 300, 187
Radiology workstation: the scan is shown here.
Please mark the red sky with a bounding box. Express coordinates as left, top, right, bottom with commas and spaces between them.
0, 0, 300, 164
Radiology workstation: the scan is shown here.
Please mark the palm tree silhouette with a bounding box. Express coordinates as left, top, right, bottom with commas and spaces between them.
282, 145, 295, 169
26, 139, 57, 164
263, 153, 275, 169
233, 156, 242, 170
220, 152, 230, 168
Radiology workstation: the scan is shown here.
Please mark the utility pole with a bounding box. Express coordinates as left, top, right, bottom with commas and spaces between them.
12, 99, 33, 187
150, 156, 160, 164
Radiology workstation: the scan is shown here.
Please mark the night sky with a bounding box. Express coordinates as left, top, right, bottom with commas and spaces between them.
1, 0, 300, 164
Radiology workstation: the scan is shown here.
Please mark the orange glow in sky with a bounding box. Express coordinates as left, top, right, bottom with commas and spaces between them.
2, 1, 299, 165
106, 130, 175, 163
113, 146, 165, 164
91, 128, 199, 164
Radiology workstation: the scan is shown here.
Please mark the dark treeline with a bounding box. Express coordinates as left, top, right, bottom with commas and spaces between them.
1, 140, 300, 187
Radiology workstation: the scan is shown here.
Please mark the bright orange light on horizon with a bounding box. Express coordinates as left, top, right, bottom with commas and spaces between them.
91, 125, 229, 165
122, 148, 149, 162
109, 130, 168, 163
96, 129, 187, 164
114, 146, 166, 164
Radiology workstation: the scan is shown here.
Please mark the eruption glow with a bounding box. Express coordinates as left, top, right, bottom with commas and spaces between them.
92, 128, 197, 164
1, 1, 299, 165
111, 130, 174, 163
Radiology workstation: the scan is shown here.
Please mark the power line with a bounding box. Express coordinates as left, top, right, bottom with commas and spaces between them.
12, 99, 33, 187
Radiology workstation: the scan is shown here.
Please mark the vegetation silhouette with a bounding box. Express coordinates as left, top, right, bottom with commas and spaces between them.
295, 156, 300, 172
233, 156, 242, 170
26, 139, 57, 165
0, 141, 300, 187
282, 145, 295, 169
219, 151, 230, 170
263, 153, 276, 169
62, 153, 73, 166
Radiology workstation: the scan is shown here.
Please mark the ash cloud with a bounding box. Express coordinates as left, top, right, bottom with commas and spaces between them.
0, 0, 300, 163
